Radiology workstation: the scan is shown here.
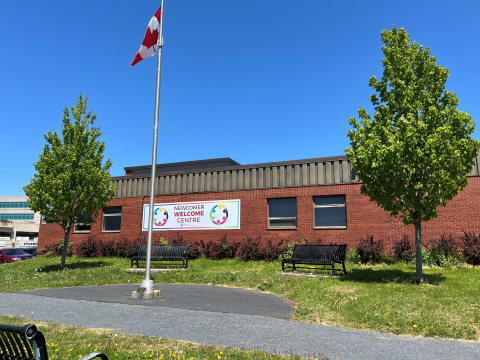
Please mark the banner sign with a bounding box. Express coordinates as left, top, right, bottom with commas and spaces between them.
142, 199, 240, 231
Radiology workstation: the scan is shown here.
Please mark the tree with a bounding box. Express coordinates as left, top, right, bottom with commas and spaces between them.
345, 26, 480, 284
24, 94, 116, 270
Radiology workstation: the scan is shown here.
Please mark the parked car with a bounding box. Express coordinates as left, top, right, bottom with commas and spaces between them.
0, 248, 35, 263
17, 247, 37, 257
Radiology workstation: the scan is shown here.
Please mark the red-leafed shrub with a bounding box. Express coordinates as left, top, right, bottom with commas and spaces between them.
189, 239, 206, 259
461, 231, 480, 265
203, 235, 234, 260
236, 237, 264, 261
113, 237, 142, 257
168, 232, 184, 245
356, 234, 384, 264
262, 238, 286, 261
75, 236, 100, 257
392, 234, 414, 262
427, 233, 458, 259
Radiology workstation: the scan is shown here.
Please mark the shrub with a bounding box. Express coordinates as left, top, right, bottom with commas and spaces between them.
102, 239, 116, 257
355, 235, 384, 264
413, 247, 454, 268
460, 231, 480, 265
346, 249, 361, 264
416, 248, 434, 267
189, 239, 206, 259
189, 236, 282, 261
414, 233, 459, 268
427, 234, 458, 259
75, 236, 100, 257
262, 238, 285, 261
392, 234, 414, 262
153, 236, 168, 245
305, 238, 323, 245
203, 235, 235, 260
168, 232, 185, 245
39, 239, 73, 257
75, 236, 140, 258
285, 238, 306, 253
236, 237, 264, 261
113, 237, 142, 257
284, 238, 322, 254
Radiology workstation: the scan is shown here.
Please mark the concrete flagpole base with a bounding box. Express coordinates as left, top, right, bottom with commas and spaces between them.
132, 288, 161, 299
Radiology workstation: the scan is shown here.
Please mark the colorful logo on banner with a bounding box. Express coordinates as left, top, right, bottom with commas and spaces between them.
142, 200, 240, 231
154, 207, 168, 226
210, 204, 228, 225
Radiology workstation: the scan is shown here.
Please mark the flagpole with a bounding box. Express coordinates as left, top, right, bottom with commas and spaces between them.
141, 0, 165, 293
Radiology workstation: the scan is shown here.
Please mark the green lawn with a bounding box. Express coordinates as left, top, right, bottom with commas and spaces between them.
0, 315, 319, 360
2, 256, 480, 342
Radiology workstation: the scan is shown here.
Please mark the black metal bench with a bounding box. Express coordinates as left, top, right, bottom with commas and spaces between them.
0, 323, 108, 360
130, 244, 190, 269
282, 244, 347, 275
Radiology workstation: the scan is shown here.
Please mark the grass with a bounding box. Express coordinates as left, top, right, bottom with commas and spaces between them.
2, 256, 480, 341
0, 315, 321, 360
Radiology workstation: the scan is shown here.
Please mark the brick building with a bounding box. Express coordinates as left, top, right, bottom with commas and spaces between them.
37, 155, 480, 252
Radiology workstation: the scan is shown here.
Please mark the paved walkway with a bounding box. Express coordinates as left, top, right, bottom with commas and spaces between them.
0, 284, 479, 360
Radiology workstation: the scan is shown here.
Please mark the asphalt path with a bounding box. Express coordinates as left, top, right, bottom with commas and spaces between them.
0, 284, 479, 360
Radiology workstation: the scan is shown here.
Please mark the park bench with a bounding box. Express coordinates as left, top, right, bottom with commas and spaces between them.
0, 323, 108, 360
282, 244, 347, 276
130, 244, 190, 269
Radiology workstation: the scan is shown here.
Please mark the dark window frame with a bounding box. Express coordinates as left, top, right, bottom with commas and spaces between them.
313, 195, 347, 229
267, 198, 297, 229
74, 214, 92, 233
102, 207, 122, 233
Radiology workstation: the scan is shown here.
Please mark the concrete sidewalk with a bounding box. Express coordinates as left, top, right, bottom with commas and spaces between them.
0, 285, 478, 360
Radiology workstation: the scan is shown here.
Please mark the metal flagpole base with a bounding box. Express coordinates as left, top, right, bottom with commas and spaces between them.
140, 279, 154, 291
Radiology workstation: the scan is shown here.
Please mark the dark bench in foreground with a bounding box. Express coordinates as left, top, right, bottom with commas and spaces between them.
130, 244, 190, 269
0, 323, 107, 360
282, 244, 347, 276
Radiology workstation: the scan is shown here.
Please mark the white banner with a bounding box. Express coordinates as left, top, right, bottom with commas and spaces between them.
142, 199, 240, 231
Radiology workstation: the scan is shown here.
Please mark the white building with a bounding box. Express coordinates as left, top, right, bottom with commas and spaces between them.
0, 196, 40, 248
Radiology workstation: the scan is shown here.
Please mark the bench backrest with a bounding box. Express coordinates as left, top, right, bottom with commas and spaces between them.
0, 324, 48, 360
292, 244, 347, 262
137, 244, 190, 258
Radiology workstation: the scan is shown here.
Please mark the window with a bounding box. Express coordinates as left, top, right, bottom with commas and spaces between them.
74, 214, 92, 233
0, 202, 28, 208
268, 198, 297, 229
314, 196, 347, 228
0, 214, 34, 220
102, 207, 122, 232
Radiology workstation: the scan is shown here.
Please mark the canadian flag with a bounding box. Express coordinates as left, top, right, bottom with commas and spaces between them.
131, 6, 162, 66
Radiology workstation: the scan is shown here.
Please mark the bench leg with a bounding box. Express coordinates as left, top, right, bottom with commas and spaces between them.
331, 262, 335, 276
342, 261, 347, 275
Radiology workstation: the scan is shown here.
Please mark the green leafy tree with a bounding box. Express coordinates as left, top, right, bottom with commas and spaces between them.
346, 26, 479, 283
24, 94, 115, 269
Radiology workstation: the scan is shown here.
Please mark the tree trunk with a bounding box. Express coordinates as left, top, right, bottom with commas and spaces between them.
60, 225, 71, 270
415, 218, 424, 284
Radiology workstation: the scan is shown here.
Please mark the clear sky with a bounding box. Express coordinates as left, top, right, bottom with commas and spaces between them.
1, 0, 479, 196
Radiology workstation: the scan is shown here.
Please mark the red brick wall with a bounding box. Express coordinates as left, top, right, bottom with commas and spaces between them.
38, 176, 480, 252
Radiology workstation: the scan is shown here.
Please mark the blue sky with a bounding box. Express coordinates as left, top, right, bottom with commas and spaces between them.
1, 0, 479, 196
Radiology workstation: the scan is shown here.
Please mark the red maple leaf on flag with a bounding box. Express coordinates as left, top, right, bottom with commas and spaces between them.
131, 7, 162, 66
